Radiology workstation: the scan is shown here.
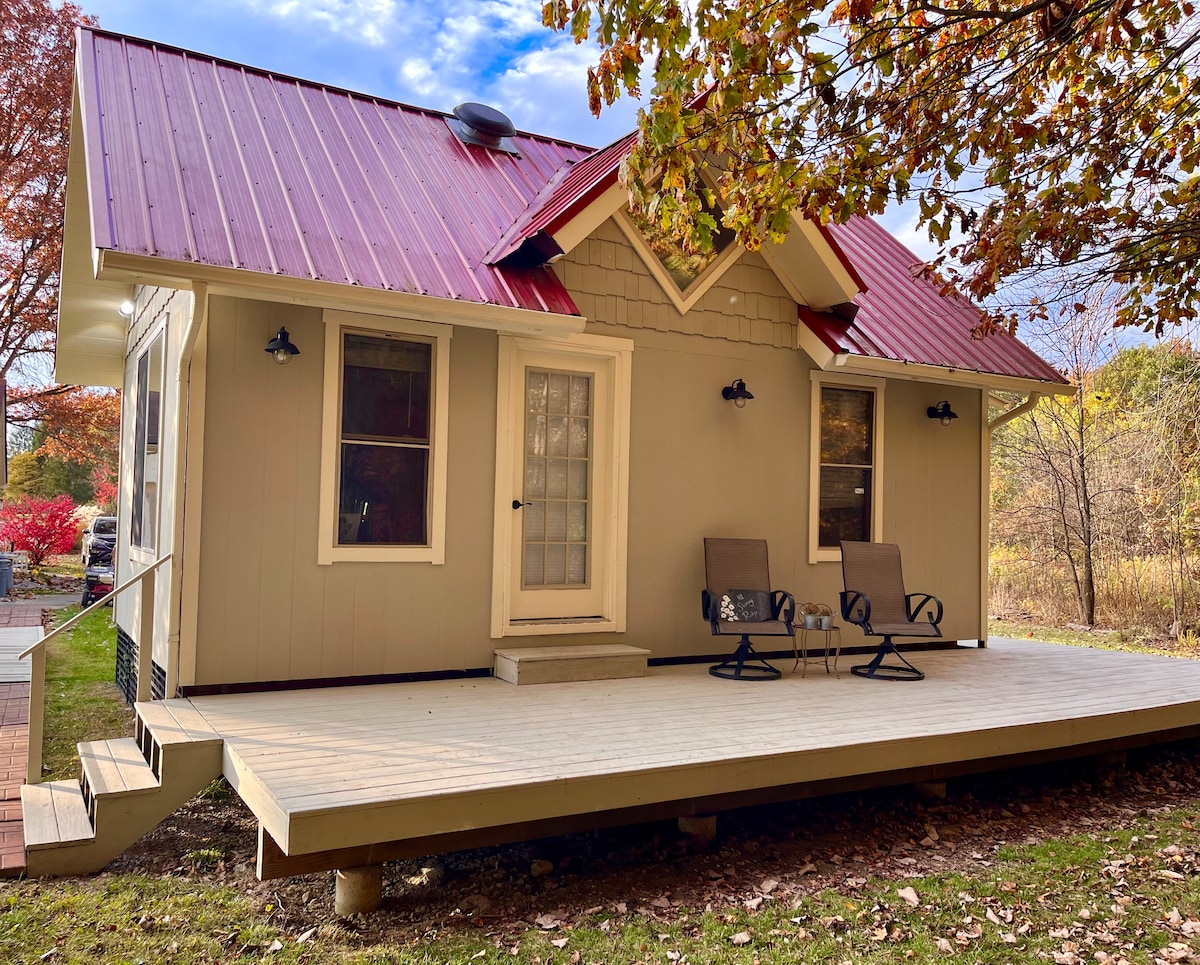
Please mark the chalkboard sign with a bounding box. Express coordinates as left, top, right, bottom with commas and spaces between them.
720, 589, 770, 622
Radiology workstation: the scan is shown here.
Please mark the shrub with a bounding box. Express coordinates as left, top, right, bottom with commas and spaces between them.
0, 494, 79, 568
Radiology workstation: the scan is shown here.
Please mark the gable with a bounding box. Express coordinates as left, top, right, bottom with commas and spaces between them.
556, 219, 797, 347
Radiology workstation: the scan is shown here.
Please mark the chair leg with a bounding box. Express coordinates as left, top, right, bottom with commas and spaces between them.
710, 636, 781, 681
850, 637, 924, 681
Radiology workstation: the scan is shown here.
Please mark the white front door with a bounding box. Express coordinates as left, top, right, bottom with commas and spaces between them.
491, 334, 633, 637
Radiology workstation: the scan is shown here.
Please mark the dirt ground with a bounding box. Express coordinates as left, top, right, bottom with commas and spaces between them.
104, 741, 1200, 947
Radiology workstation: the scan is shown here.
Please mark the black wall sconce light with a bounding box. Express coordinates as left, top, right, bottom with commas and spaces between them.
927, 400, 958, 426
265, 326, 300, 365
721, 378, 754, 408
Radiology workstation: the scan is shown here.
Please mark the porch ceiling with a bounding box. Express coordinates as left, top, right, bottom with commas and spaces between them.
187, 640, 1200, 861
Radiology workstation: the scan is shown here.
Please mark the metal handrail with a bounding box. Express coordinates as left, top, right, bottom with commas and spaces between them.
22, 553, 172, 784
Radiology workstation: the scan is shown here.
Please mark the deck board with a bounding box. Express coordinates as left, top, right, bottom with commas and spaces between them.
188, 640, 1200, 856
0, 627, 39, 683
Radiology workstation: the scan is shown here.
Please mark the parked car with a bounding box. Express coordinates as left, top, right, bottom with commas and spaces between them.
80, 516, 117, 567
82, 561, 115, 607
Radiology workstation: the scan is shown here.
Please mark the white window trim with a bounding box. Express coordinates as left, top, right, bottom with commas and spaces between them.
809, 371, 885, 564
318, 309, 452, 565
129, 318, 167, 567
491, 333, 633, 637
614, 210, 744, 315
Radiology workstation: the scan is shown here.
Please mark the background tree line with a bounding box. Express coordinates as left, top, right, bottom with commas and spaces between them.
991, 322, 1200, 635
1, 0, 116, 525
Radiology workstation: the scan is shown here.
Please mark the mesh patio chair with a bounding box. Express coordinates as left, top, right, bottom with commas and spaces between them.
839, 540, 942, 681
701, 538, 796, 680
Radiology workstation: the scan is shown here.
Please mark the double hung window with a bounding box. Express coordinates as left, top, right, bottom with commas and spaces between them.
319, 311, 450, 564
810, 375, 883, 561
131, 330, 164, 551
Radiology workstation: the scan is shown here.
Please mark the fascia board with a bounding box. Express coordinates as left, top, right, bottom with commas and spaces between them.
549, 183, 628, 255
828, 353, 1076, 396
96, 251, 587, 338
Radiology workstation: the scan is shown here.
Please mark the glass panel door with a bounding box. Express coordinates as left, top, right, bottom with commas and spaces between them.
522, 369, 591, 588
506, 345, 613, 624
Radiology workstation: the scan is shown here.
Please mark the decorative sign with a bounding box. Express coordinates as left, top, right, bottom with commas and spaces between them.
721, 589, 769, 622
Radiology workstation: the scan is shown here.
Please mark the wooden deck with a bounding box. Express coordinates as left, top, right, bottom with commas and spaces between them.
187, 639, 1200, 872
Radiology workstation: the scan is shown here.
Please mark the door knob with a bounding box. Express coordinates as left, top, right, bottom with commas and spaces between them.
512, 499, 526, 510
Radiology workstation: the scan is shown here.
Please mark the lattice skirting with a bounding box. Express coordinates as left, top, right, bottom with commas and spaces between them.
116, 624, 167, 703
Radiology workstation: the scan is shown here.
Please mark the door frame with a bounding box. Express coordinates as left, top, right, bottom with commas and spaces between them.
490, 332, 633, 638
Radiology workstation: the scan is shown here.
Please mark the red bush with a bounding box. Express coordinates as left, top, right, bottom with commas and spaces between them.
0, 495, 79, 568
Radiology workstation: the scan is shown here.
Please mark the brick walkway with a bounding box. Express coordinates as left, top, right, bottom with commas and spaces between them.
0, 603, 53, 628
0, 602, 50, 877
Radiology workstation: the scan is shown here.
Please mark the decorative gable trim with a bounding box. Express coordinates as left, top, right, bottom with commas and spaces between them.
613, 211, 744, 315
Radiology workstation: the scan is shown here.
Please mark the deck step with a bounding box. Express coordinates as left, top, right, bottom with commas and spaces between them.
493, 644, 650, 685
21, 781, 93, 851
135, 699, 220, 746
135, 699, 223, 778
80, 738, 159, 799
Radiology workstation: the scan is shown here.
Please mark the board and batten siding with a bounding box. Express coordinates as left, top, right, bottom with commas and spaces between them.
115, 286, 190, 689
192, 297, 499, 686
187, 234, 982, 686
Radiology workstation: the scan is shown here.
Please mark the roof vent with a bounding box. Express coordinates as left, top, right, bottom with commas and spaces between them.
450, 102, 520, 155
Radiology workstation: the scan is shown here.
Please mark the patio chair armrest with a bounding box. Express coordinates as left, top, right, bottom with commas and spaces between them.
701, 588, 719, 623
840, 590, 871, 627
906, 593, 944, 626
771, 590, 796, 626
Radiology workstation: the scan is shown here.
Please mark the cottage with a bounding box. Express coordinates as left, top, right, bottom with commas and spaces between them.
34, 27, 1198, 901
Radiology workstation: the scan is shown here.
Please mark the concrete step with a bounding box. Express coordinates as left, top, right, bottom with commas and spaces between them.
21, 781, 92, 851
493, 644, 650, 685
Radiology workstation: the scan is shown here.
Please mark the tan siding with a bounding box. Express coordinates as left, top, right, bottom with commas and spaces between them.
880, 382, 983, 642
194, 297, 500, 686
556, 218, 797, 347
116, 285, 189, 681
189, 292, 981, 683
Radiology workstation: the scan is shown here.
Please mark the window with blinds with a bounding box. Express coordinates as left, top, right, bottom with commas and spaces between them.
131, 330, 164, 550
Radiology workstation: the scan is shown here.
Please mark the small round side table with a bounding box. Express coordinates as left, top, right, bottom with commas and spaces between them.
792, 623, 843, 677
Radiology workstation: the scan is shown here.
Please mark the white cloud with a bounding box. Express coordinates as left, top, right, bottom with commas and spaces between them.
254, 0, 401, 46
878, 206, 948, 263
400, 58, 440, 98
489, 39, 643, 145
239, 0, 641, 142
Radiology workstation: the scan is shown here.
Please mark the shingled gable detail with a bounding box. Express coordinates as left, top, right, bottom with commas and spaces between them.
489, 135, 866, 318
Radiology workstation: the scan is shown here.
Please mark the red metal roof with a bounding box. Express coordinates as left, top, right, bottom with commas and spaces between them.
801, 217, 1067, 385
77, 28, 590, 316
486, 131, 635, 264
75, 29, 1063, 384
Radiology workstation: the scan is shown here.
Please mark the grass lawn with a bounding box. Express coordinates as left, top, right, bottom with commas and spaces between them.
989, 619, 1200, 659
2, 807, 1199, 963
39, 605, 133, 782
2, 616, 1198, 962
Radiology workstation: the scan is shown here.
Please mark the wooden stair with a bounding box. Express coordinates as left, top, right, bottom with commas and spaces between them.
493, 644, 651, 685
21, 699, 223, 876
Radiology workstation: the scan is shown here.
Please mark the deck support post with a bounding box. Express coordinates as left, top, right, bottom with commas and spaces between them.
677, 814, 717, 843
335, 864, 383, 915
912, 781, 947, 801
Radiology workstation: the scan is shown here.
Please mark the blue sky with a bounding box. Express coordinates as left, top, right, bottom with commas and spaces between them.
81, 0, 643, 149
